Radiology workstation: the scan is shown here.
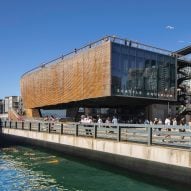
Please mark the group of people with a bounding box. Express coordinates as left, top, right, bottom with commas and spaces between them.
80, 115, 118, 124
79, 114, 190, 127
44, 115, 56, 122
144, 116, 188, 126
144, 116, 189, 140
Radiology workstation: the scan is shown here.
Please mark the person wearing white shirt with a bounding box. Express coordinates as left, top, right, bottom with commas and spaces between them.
165, 117, 171, 125
97, 117, 103, 124
164, 117, 171, 140
112, 116, 118, 125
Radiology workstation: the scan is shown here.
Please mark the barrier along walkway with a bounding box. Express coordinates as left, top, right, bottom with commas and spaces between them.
1, 120, 191, 148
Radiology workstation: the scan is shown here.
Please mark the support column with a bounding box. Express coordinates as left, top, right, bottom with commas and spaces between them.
66, 107, 79, 122
25, 108, 41, 118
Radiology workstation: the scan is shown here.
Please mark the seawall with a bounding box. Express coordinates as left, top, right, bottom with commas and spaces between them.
1, 128, 191, 185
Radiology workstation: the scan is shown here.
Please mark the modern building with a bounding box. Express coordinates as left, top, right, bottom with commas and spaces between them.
0, 96, 23, 120
0, 99, 4, 114
20, 36, 191, 122
3, 96, 22, 113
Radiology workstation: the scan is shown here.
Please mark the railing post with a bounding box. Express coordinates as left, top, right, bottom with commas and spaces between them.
48, 123, 51, 133
29, 122, 32, 131
22, 121, 24, 130
117, 125, 121, 142
147, 126, 152, 146
38, 123, 40, 132
15, 121, 17, 129
189, 125, 191, 148
94, 124, 97, 139
75, 124, 78, 136
9, 121, 12, 128
61, 123, 63, 134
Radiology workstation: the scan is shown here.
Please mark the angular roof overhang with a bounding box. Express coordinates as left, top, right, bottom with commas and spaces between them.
174, 45, 191, 56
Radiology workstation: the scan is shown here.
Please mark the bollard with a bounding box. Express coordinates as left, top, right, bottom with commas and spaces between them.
38, 123, 40, 132
189, 125, 191, 148
5, 121, 7, 128
9, 121, 12, 128
75, 124, 78, 136
117, 125, 121, 142
29, 122, 32, 131
15, 121, 17, 129
147, 127, 152, 146
22, 121, 24, 130
48, 123, 51, 133
61, 124, 63, 134
94, 124, 97, 139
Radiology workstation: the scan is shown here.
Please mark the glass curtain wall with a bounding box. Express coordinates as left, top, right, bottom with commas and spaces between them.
111, 42, 176, 100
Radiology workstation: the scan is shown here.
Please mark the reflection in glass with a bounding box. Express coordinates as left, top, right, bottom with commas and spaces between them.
111, 43, 176, 100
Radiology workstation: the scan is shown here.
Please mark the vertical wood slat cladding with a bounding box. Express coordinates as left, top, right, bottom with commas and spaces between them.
21, 41, 111, 109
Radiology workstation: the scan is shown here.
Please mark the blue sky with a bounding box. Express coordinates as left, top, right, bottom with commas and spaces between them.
0, 0, 191, 98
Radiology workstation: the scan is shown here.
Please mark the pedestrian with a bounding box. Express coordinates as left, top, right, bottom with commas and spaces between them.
112, 116, 118, 125
179, 117, 186, 140
154, 118, 159, 125
164, 116, 171, 141
157, 118, 162, 136
105, 117, 111, 124
172, 118, 177, 131
144, 119, 149, 124
97, 116, 103, 124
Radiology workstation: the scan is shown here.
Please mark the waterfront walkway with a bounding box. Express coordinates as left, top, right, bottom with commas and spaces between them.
1, 120, 191, 148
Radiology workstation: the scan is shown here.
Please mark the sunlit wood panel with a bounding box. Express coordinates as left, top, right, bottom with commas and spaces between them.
21, 41, 111, 109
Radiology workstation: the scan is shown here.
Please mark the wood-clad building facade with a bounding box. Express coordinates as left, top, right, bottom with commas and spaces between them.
21, 40, 111, 114
21, 36, 178, 120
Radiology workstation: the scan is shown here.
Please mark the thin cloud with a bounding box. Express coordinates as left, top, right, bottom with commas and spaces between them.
166, 25, 175, 30
178, 40, 185, 43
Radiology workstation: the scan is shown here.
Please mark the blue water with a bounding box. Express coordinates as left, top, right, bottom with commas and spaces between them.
0, 146, 190, 191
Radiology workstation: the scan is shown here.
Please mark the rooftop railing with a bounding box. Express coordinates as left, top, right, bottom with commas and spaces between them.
21, 35, 183, 78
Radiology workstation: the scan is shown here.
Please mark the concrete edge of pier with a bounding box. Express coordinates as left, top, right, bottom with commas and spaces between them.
1, 128, 191, 185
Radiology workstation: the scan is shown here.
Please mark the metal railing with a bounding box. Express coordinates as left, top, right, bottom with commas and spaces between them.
1, 120, 191, 148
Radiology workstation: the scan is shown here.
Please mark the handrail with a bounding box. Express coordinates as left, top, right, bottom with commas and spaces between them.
1, 120, 191, 148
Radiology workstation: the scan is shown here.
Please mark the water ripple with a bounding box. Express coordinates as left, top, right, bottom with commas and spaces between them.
0, 148, 66, 191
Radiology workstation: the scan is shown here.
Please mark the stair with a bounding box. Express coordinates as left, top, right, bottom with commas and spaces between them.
177, 61, 191, 117
8, 108, 23, 121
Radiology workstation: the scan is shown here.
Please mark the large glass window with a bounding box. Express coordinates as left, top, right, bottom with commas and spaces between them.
111, 42, 176, 100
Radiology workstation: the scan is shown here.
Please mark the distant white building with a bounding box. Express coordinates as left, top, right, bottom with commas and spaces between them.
3, 96, 22, 113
